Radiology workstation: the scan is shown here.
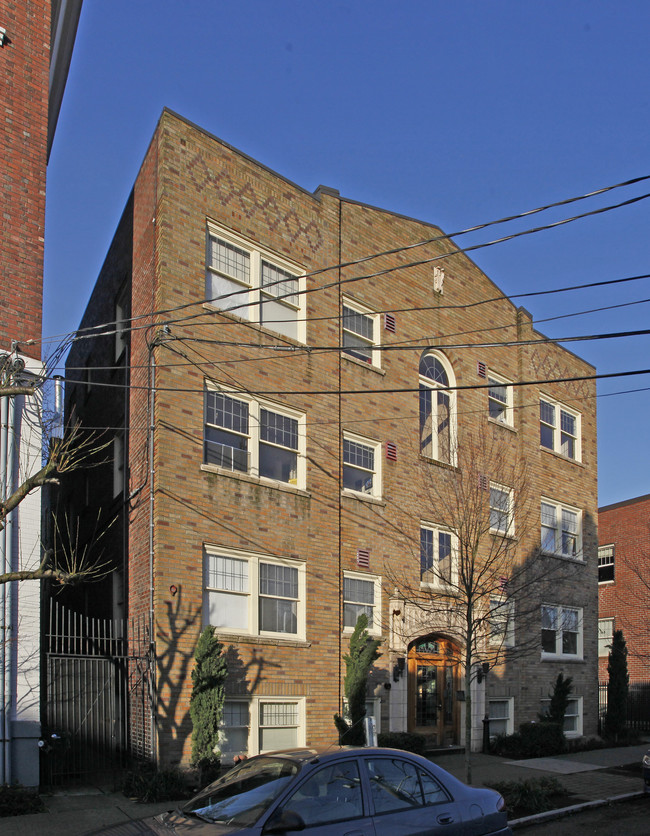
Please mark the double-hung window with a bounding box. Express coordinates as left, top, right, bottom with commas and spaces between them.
419, 351, 456, 465
541, 604, 582, 658
598, 617, 614, 656
489, 596, 515, 647
342, 298, 379, 366
489, 483, 514, 536
488, 373, 513, 426
541, 696, 583, 738
539, 397, 580, 460
343, 572, 381, 634
204, 547, 305, 640
220, 697, 305, 760
204, 387, 304, 488
206, 223, 305, 342
420, 524, 455, 586
598, 544, 615, 582
541, 500, 582, 559
488, 698, 514, 737
342, 433, 381, 498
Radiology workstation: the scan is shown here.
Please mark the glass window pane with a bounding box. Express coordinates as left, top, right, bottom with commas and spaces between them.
283, 761, 363, 826
207, 590, 249, 631
366, 758, 424, 813
343, 602, 373, 629
261, 261, 298, 304
419, 768, 449, 805
259, 597, 298, 634
259, 443, 297, 482
210, 237, 250, 283
343, 577, 374, 605
208, 556, 249, 592
419, 355, 449, 386
206, 392, 249, 434
260, 726, 297, 751
343, 464, 373, 493
344, 439, 374, 470
260, 410, 298, 450
540, 401, 555, 426
260, 564, 298, 599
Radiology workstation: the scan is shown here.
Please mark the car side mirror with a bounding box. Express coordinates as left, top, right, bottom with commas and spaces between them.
263, 808, 306, 833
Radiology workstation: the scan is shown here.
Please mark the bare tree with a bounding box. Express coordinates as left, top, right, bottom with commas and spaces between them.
1, 350, 111, 586
387, 427, 568, 783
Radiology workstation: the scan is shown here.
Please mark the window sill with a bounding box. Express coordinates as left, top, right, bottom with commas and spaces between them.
541, 653, 584, 663
201, 463, 310, 497
539, 446, 583, 466
598, 579, 615, 586
541, 551, 585, 565
343, 627, 385, 639
419, 455, 458, 473
213, 632, 311, 649
341, 489, 385, 507
488, 417, 516, 433
342, 353, 385, 375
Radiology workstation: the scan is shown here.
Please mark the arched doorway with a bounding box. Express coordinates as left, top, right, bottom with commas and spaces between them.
407, 635, 461, 746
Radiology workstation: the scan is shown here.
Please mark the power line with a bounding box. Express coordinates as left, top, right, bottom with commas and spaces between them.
40, 180, 650, 349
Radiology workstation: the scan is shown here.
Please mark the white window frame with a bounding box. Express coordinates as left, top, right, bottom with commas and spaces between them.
343, 571, 382, 636
540, 498, 582, 560
342, 296, 380, 367
541, 604, 583, 659
488, 596, 515, 648
419, 523, 458, 589
489, 482, 514, 537
342, 432, 382, 499
205, 221, 306, 343
488, 697, 514, 738
539, 396, 581, 461
219, 697, 306, 761
203, 384, 306, 489
419, 350, 457, 466
204, 546, 306, 641
487, 372, 513, 427
598, 617, 614, 656
598, 544, 615, 583
540, 696, 583, 738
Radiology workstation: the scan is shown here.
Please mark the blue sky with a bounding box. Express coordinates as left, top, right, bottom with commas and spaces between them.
44, 0, 650, 506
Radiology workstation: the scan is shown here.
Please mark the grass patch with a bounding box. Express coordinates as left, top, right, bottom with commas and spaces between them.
0, 785, 45, 818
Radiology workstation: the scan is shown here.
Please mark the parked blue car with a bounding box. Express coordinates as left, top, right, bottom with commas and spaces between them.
91, 746, 512, 835
643, 748, 650, 792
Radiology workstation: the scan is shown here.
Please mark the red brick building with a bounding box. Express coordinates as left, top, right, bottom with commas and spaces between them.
0, 0, 81, 786
598, 494, 650, 681
64, 109, 599, 767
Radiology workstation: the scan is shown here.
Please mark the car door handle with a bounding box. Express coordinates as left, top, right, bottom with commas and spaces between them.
437, 813, 455, 825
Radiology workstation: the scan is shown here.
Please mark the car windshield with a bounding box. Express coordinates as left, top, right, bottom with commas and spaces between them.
183, 757, 300, 826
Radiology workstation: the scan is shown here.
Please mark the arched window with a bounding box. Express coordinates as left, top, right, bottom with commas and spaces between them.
419, 351, 456, 464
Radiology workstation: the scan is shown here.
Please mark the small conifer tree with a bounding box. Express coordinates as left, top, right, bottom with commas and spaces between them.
190, 626, 227, 775
540, 672, 573, 728
334, 614, 381, 745
604, 628, 629, 741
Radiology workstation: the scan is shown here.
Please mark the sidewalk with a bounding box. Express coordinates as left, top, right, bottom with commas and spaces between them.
1, 743, 647, 836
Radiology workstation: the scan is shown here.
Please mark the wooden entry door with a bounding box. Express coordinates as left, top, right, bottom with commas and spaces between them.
408, 637, 459, 746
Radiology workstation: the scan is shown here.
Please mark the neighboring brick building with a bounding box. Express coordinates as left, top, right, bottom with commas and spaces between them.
63, 108, 599, 767
0, 0, 82, 786
598, 494, 650, 681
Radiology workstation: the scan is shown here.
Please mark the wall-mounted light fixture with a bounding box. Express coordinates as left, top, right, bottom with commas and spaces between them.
169, 585, 178, 597
476, 661, 490, 683
0, 28, 7, 47
392, 657, 406, 682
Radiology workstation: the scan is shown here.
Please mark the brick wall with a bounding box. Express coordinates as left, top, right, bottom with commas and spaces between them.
598, 494, 650, 681
0, 0, 50, 358
67, 109, 599, 764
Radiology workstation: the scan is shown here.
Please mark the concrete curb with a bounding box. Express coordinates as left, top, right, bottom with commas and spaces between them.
509, 790, 646, 829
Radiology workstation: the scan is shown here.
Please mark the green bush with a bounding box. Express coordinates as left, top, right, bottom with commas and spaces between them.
121, 760, 192, 803
0, 785, 45, 818
490, 721, 565, 758
377, 732, 427, 755
488, 776, 566, 817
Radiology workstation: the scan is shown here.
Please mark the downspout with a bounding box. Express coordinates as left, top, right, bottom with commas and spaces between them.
148, 342, 156, 763
1, 391, 16, 785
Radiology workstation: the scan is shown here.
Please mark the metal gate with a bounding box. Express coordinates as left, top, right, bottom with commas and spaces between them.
43, 600, 155, 787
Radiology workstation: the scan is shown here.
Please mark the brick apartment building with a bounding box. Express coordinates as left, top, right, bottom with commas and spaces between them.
598, 493, 650, 681
0, 0, 82, 786
63, 108, 599, 768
